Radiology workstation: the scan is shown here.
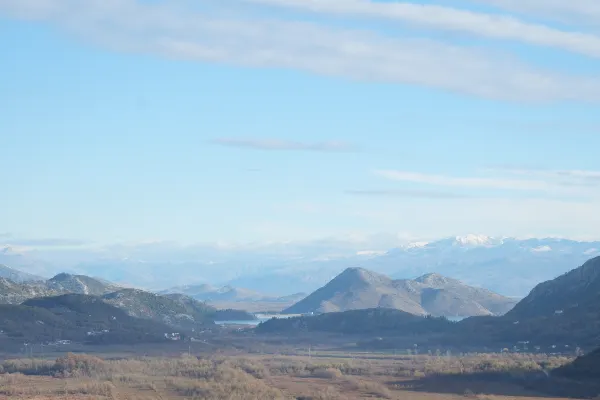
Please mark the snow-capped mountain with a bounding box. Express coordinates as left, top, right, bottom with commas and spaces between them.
223, 236, 600, 297
378, 236, 600, 297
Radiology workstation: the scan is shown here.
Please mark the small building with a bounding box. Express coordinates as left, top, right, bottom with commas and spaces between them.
164, 333, 181, 341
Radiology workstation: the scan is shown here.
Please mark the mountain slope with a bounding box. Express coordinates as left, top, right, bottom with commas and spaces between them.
0, 275, 220, 329
10, 294, 173, 344
507, 256, 600, 319
454, 256, 600, 347
103, 289, 215, 329
47, 273, 119, 295
0, 274, 120, 305
0, 278, 65, 304
0, 273, 120, 305
555, 347, 600, 380
0, 264, 45, 283
284, 268, 517, 317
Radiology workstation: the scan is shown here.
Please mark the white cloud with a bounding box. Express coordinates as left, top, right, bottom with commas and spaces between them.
345, 189, 471, 198
531, 245, 552, 252
374, 170, 553, 191
374, 168, 600, 198
467, 0, 600, 26
0, 0, 599, 101
245, 0, 600, 58
486, 167, 600, 186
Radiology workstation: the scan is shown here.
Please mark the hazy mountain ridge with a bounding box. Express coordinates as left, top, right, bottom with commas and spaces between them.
0, 263, 45, 283
160, 284, 306, 304
0, 270, 241, 330
284, 268, 518, 317
224, 236, 600, 297
4, 236, 600, 297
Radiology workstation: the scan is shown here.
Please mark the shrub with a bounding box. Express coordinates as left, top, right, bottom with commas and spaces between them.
53, 353, 107, 377
345, 376, 392, 399
312, 368, 343, 379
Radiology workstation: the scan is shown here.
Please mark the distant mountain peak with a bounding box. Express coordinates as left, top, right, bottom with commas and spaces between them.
50, 272, 73, 281
400, 234, 503, 251
338, 267, 390, 285
285, 267, 516, 316
47, 273, 119, 296
414, 273, 454, 287
453, 234, 500, 247
403, 241, 430, 249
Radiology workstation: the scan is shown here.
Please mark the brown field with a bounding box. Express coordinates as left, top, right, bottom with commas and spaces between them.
0, 349, 588, 400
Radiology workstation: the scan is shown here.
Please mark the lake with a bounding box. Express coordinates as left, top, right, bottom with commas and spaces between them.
215, 313, 301, 326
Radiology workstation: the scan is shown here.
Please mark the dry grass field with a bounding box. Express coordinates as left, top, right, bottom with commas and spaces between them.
0, 350, 584, 400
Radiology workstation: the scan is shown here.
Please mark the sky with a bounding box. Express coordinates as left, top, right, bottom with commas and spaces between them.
2, 0, 600, 248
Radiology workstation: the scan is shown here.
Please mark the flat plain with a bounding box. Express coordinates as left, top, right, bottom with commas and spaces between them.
0, 347, 583, 400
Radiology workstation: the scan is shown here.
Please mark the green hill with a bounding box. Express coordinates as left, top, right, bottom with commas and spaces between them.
0, 294, 174, 346
256, 308, 452, 335
103, 289, 215, 329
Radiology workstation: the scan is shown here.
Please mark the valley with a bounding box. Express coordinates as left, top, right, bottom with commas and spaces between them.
0, 248, 599, 399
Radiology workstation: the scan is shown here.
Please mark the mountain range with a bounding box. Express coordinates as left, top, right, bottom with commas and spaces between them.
0, 272, 254, 333
284, 268, 517, 317
2, 250, 600, 351
3, 236, 600, 297
261, 255, 600, 348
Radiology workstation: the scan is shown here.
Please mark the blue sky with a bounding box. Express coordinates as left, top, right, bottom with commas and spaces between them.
2, 0, 600, 246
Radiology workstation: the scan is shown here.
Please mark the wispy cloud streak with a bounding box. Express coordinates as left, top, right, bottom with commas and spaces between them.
0, 0, 599, 102
467, 0, 600, 26
345, 189, 472, 199
374, 170, 553, 191
487, 166, 600, 186
245, 0, 600, 58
